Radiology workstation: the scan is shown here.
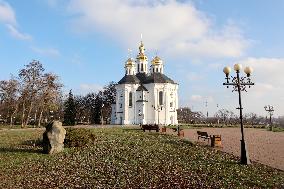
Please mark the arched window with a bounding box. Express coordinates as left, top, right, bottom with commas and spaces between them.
159, 91, 163, 105
156, 68, 159, 72
137, 64, 140, 72
129, 92, 133, 107
141, 64, 144, 71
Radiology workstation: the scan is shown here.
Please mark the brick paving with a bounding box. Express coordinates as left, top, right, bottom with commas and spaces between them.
165, 127, 284, 170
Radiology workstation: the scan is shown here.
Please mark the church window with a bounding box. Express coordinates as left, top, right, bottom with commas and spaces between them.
120, 104, 122, 108
159, 91, 163, 105
153, 68, 154, 72
156, 68, 158, 72
129, 92, 133, 107
170, 102, 173, 107
141, 64, 144, 71
137, 64, 140, 72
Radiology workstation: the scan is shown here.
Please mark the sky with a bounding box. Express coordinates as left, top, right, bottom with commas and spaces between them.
0, 0, 284, 117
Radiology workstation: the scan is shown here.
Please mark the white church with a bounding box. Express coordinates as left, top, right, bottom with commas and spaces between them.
111, 41, 178, 125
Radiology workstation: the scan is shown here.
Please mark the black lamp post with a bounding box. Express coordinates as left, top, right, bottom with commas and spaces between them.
223, 64, 254, 165
264, 105, 274, 131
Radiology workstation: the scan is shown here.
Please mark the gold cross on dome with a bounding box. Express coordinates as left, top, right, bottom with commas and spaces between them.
127, 49, 132, 58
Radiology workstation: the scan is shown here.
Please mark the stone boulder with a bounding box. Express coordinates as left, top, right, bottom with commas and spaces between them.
43, 121, 66, 154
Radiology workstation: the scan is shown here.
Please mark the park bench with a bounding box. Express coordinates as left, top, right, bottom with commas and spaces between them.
171, 128, 183, 132
197, 131, 211, 143
141, 124, 159, 132
171, 127, 184, 137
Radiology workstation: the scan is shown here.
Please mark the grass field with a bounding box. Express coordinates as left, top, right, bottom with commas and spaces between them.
0, 127, 283, 188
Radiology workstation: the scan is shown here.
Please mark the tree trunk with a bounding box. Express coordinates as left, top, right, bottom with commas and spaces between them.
34, 109, 37, 126
21, 102, 26, 128
10, 116, 13, 126
10, 105, 19, 126
24, 101, 33, 127
38, 109, 43, 127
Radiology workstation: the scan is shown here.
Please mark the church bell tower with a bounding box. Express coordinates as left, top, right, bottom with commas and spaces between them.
136, 41, 148, 74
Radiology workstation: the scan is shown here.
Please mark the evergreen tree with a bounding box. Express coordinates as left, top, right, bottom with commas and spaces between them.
91, 91, 103, 124
63, 90, 76, 126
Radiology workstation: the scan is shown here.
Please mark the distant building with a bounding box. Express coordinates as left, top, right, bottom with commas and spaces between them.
111, 41, 178, 125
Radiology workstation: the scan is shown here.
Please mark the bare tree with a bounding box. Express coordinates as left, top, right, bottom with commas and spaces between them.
177, 107, 204, 124
0, 78, 20, 125
37, 73, 63, 126
18, 60, 45, 127
244, 112, 258, 126
215, 109, 236, 125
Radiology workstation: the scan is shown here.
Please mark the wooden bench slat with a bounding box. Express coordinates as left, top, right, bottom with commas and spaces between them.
197, 131, 211, 142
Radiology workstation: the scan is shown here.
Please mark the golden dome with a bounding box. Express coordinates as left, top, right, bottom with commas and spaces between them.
139, 41, 145, 54
125, 58, 135, 66
151, 56, 162, 65
136, 41, 148, 61
136, 54, 148, 61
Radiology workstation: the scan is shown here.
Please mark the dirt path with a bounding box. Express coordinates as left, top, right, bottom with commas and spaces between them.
166, 128, 284, 171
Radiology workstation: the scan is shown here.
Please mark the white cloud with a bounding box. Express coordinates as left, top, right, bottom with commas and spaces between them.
186, 72, 204, 82
0, 1, 16, 25
6, 24, 32, 40
67, 0, 249, 59
79, 83, 103, 94
31, 46, 61, 57
190, 95, 203, 102
213, 57, 284, 116
70, 53, 83, 65
0, 1, 32, 40
47, 0, 58, 7
190, 94, 213, 103
238, 57, 284, 86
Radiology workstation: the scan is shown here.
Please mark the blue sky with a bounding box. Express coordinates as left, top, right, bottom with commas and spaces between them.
1, 0, 284, 116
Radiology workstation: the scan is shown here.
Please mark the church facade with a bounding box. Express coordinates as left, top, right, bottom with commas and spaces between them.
111, 42, 178, 125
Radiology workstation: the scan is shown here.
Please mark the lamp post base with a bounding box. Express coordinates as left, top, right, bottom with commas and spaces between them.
240, 139, 251, 165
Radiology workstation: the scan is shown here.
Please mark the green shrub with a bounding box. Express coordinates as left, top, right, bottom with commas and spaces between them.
271, 127, 284, 132
64, 128, 96, 148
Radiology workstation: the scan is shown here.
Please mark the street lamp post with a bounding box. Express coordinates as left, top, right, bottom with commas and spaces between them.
216, 104, 220, 125
264, 105, 274, 131
223, 64, 254, 165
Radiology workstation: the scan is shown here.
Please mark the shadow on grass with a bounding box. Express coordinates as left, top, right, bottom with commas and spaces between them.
0, 138, 44, 154
22, 139, 43, 146
122, 128, 144, 132
0, 147, 42, 154
163, 138, 193, 146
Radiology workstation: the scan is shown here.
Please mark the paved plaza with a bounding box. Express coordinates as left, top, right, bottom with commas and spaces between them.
173, 128, 284, 171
